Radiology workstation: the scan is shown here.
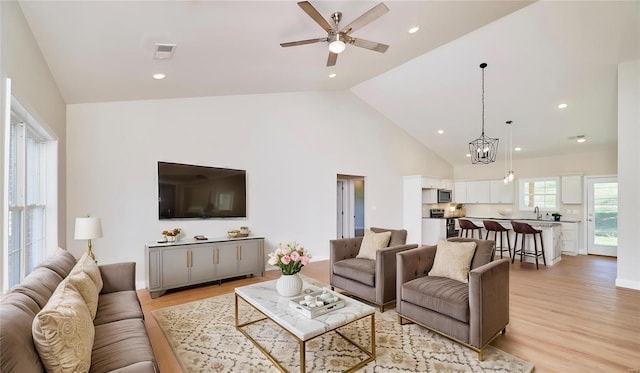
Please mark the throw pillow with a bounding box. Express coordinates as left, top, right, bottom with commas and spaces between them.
70, 252, 103, 293
428, 240, 477, 283
67, 271, 99, 319
356, 230, 392, 260
32, 281, 95, 373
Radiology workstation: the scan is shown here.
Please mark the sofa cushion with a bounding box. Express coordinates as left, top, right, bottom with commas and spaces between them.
91, 319, 157, 373
333, 258, 376, 286
0, 293, 45, 373
32, 281, 95, 373
93, 291, 144, 326
70, 253, 103, 293
67, 271, 99, 319
35, 248, 77, 279
356, 230, 392, 260
428, 240, 476, 283
402, 276, 470, 323
10, 267, 64, 309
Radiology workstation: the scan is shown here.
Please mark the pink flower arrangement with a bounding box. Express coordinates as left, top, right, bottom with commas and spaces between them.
267, 242, 311, 275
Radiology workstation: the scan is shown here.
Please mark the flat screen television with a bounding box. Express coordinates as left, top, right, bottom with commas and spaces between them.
158, 161, 247, 219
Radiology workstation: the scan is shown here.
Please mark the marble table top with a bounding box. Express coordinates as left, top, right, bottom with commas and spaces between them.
235, 279, 375, 341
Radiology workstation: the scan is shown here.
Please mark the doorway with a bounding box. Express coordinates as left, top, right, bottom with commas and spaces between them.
336, 175, 365, 239
586, 176, 618, 257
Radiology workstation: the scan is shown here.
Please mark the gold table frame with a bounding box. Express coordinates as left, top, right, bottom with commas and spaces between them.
235, 292, 376, 373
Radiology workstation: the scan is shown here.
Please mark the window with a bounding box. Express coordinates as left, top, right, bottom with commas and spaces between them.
6, 104, 55, 290
519, 177, 559, 211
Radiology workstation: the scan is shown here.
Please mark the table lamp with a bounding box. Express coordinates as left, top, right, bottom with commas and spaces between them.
74, 217, 103, 260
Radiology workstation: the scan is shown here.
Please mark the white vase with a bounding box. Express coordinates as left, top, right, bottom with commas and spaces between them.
276, 273, 303, 297
166, 235, 177, 242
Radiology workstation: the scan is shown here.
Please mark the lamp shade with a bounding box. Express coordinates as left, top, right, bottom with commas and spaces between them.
74, 217, 103, 240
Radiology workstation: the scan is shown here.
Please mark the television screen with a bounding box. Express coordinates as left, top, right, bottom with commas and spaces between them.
158, 162, 247, 219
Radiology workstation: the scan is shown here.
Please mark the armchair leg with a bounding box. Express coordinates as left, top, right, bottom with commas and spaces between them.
478, 349, 484, 361
502, 327, 507, 335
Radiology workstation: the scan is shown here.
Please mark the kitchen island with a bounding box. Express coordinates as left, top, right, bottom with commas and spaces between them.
462, 217, 563, 266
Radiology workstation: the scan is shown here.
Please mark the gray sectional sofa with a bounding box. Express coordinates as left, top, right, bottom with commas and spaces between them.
0, 249, 157, 373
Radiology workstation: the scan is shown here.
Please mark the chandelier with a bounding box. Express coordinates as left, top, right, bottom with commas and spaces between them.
469, 63, 499, 164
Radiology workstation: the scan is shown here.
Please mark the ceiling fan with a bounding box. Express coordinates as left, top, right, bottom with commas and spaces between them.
280, 1, 390, 67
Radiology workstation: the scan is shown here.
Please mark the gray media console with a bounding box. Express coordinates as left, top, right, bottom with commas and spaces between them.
145, 236, 265, 298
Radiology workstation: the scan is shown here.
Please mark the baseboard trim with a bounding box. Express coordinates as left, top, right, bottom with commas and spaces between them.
615, 278, 640, 290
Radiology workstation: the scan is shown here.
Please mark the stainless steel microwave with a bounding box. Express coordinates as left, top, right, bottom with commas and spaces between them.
438, 189, 452, 203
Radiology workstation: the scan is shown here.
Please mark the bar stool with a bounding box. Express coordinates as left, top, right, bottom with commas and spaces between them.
511, 221, 546, 270
483, 220, 512, 259
458, 219, 483, 239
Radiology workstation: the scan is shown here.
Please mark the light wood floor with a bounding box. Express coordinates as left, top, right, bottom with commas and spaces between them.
138, 255, 640, 373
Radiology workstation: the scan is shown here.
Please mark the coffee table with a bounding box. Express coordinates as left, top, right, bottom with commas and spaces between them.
235, 279, 376, 372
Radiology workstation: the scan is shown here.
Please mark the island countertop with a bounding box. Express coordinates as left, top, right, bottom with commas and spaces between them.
463, 216, 581, 224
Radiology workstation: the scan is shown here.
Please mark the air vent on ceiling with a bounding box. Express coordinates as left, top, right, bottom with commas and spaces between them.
154, 43, 176, 60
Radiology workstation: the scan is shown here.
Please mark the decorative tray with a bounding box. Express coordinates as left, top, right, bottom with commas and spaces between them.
288, 290, 345, 319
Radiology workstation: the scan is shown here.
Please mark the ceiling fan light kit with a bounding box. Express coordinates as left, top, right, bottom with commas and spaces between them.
280, 1, 390, 66
469, 62, 499, 164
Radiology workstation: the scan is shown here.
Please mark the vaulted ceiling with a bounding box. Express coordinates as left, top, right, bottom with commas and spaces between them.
19, 1, 639, 166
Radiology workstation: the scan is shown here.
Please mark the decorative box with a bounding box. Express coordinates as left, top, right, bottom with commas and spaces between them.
288, 290, 345, 318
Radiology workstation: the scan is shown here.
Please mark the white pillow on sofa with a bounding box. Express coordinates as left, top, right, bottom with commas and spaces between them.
356, 230, 392, 260
428, 240, 477, 283
70, 252, 103, 293
67, 271, 99, 319
32, 281, 95, 373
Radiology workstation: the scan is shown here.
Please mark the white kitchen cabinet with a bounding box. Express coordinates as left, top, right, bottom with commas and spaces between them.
560, 222, 580, 255
422, 189, 438, 204
454, 182, 467, 203
403, 176, 424, 244
422, 218, 447, 245
490, 180, 514, 204
561, 175, 583, 204
421, 177, 442, 189
466, 180, 491, 203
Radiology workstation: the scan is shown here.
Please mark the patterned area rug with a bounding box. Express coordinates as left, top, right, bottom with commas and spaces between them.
152, 292, 534, 373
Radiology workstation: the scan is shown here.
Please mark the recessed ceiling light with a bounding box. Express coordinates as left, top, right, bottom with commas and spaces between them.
437, 130, 444, 134
576, 135, 586, 143
558, 103, 568, 109
408, 26, 420, 34
465, 153, 471, 158
328, 73, 337, 78
514, 147, 522, 151
152, 73, 166, 80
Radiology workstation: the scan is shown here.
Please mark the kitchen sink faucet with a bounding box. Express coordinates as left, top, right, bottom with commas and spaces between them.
534, 206, 542, 220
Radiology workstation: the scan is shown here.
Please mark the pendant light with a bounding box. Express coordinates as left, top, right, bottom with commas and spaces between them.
504, 120, 515, 184
469, 63, 499, 164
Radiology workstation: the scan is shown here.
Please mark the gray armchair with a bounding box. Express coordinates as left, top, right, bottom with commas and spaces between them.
330, 227, 417, 312
396, 237, 509, 360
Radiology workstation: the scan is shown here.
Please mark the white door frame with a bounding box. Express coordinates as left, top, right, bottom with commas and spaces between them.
336, 179, 355, 239
584, 175, 618, 257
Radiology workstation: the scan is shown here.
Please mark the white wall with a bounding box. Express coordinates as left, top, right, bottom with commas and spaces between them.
616, 60, 640, 290
66, 90, 451, 284
1, 1, 66, 290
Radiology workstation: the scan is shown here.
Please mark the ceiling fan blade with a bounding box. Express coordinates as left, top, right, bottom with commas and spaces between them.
327, 52, 338, 67
351, 38, 389, 53
280, 37, 328, 48
340, 3, 389, 35
298, 1, 333, 32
